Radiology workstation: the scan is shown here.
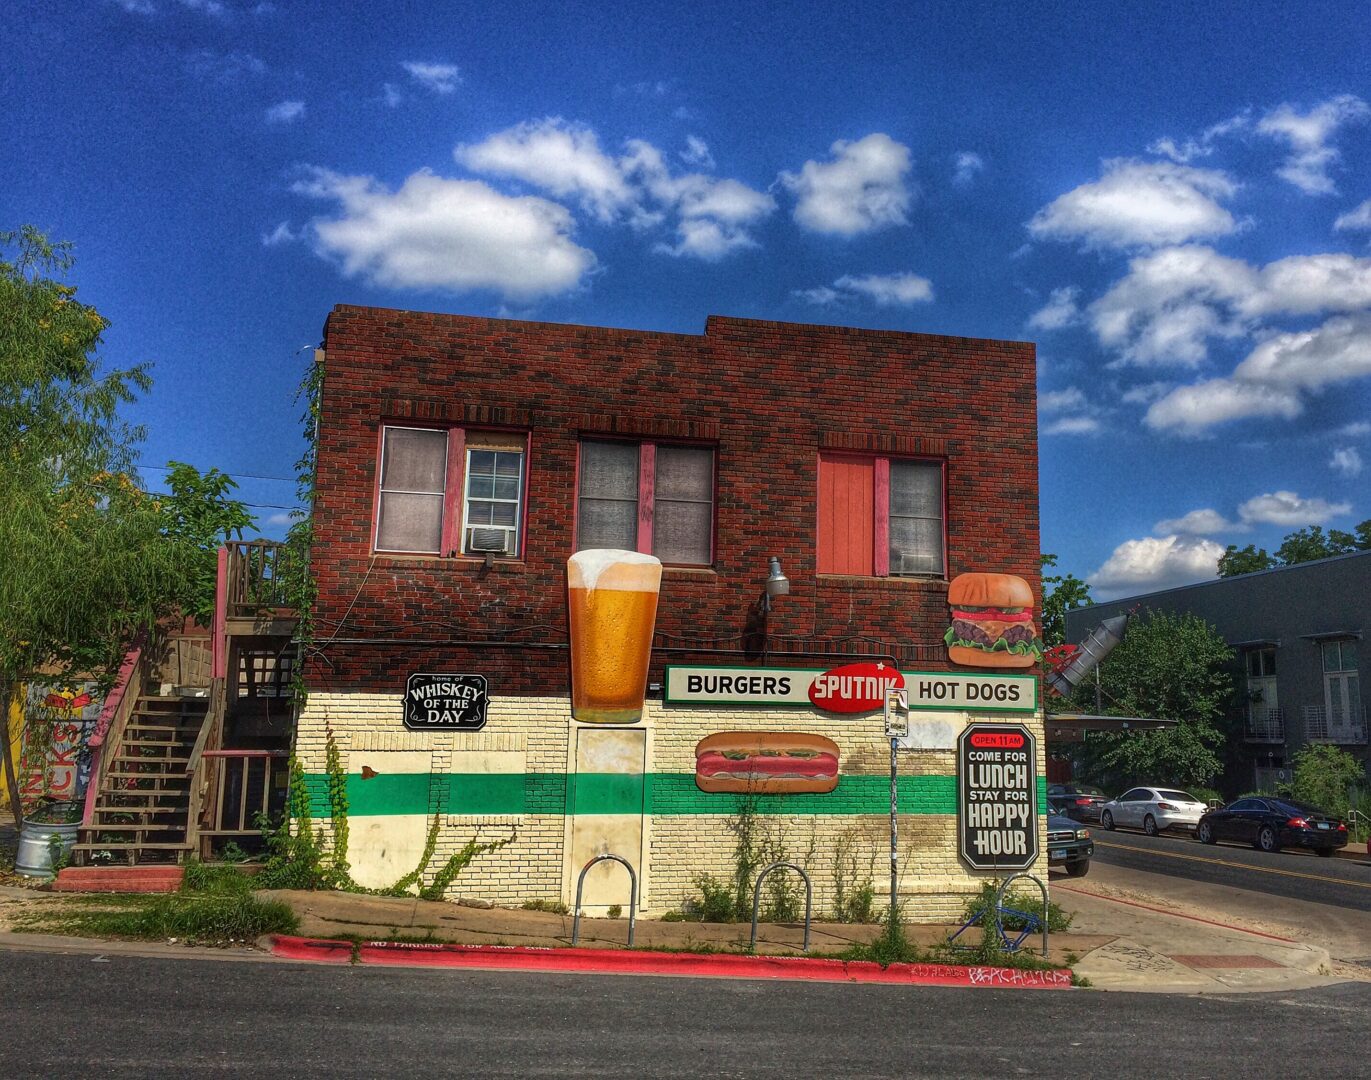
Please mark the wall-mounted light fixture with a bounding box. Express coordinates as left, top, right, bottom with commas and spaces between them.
760, 556, 789, 614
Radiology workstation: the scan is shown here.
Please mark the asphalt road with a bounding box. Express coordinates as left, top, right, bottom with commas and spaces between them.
1088, 824, 1371, 913
2, 950, 1370, 1077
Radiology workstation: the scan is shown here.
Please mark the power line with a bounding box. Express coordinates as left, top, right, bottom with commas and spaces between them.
146, 491, 304, 511
140, 464, 297, 483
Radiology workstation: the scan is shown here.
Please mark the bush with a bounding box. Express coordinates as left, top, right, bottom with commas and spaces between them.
1290, 745, 1363, 818
961, 882, 1072, 934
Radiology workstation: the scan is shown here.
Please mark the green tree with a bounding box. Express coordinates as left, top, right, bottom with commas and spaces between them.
1039, 553, 1093, 647
1071, 610, 1234, 790
0, 226, 181, 826
159, 460, 254, 624
1219, 520, 1371, 577
1289, 744, 1363, 819
1217, 544, 1275, 577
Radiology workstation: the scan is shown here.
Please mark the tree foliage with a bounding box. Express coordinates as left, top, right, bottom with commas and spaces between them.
1219, 521, 1371, 577
1071, 610, 1235, 789
159, 460, 254, 623
0, 226, 182, 816
1289, 744, 1363, 819
1039, 553, 1093, 648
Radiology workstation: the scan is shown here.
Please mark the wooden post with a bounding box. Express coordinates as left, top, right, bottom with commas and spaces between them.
1, 685, 23, 830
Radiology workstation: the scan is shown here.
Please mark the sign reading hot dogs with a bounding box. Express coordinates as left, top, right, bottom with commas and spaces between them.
903, 671, 1037, 713
957, 723, 1039, 871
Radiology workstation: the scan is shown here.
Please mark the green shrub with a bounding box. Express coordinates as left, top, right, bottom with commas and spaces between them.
961, 881, 1072, 934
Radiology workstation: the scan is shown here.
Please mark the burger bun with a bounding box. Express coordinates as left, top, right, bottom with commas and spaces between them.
948, 644, 1037, 669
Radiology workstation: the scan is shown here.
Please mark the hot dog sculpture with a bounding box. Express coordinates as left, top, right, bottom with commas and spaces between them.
694, 732, 840, 794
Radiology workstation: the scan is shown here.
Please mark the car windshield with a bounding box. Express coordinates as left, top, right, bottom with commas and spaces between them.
1158, 789, 1197, 802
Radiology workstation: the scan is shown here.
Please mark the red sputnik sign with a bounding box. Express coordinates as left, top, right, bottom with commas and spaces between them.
808, 662, 905, 714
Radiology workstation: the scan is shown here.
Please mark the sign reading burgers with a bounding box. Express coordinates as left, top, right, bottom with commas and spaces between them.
944, 572, 1045, 669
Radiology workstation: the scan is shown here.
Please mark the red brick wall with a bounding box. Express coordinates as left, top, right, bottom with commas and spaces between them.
308, 307, 1039, 694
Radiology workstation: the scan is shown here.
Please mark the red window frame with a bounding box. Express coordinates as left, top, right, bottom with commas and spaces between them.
574, 438, 716, 566
372, 424, 530, 558
816, 451, 947, 578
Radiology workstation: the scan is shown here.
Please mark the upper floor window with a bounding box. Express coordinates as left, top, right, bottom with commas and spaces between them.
817, 452, 944, 577
1322, 639, 1358, 673
1246, 648, 1276, 679
375, 425, 526, 557
576, 440, 714, 565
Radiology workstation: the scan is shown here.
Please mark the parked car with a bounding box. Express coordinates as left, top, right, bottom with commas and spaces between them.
1047, 783, 1109, 824
1047, 812, 1093, 876
1100, 787, 1208, 835
1196, 797, 1349, 855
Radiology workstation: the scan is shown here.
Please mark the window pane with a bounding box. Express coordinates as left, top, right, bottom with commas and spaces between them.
889, 460, 943, 575
381, 428, 447, 493
1342, 641, 1357, 672
494, 477, 519, 500
468, 475, 495, 499
580, 441, 638, 498
655, 446, 713, 501
654, 500, 711, 564
494, 452, 521, 477
377, 492, 443, 552
468, 450, 497, 477
579, 499, 637, 550
490, 502, 517, 527
467, 502, 492, 525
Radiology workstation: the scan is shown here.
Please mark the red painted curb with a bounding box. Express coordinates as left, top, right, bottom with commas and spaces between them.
270, 936, 1073, 989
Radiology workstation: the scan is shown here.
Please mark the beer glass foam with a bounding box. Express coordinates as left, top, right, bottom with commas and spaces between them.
568, 549, 662, 724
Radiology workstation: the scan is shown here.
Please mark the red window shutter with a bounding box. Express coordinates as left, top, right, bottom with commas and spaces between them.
818, 454, 875, 575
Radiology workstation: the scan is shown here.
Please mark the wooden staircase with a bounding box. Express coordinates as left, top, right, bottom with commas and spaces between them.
73, 695, 212, 866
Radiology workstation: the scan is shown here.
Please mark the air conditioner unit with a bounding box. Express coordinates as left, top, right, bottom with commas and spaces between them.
468, 527, 510, 554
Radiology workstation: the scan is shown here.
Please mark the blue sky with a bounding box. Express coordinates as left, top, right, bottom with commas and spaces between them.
5, 0, 1370, 599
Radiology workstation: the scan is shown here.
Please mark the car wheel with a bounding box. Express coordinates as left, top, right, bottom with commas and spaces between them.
1066, 859, 1090, 877
1143, 814, 1159, 837
1102, 811, 1115, 831
1257, 825, 1280, 853
1316, 848, 1334, 858
1197, 821, 1216, 845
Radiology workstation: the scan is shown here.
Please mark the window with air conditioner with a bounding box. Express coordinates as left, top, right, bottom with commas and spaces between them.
374, 425, 526, 558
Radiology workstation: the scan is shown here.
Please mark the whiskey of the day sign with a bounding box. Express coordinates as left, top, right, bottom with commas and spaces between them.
403, 673, 489, 731
957, 723, 1039, 871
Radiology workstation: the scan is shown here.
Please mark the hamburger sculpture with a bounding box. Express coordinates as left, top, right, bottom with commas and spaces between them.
943, 572, 1046, 668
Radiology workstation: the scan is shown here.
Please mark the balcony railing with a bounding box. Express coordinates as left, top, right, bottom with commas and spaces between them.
223, 539, 300, 618
1303, 704, 1368, 744
1244, 706, 1285, 742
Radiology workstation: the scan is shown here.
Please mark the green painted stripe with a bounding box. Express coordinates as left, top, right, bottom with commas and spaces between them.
306, 773, 1051, 819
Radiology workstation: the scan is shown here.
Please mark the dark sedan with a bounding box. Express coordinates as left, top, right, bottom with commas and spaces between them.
1196, 796, 1349, 855
1046, 783, 1108, 824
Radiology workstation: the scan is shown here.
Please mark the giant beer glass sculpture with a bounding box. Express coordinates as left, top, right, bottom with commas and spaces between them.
568, 550, 662, 724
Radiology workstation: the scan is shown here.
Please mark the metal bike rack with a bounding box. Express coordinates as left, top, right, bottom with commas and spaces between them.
996, 872, 1050, 958
749, 861, 813, 953
571, 854, 638, 947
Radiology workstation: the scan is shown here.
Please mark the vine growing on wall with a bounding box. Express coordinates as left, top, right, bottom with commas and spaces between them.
283, 356, 324, 706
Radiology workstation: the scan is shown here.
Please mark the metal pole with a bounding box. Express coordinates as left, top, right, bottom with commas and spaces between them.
889, 736, 898, 919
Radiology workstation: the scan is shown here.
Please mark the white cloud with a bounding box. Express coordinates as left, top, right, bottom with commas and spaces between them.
1256, 94, 1370, 195
1041, 416, 1101, 436
402, 61, 461, 95
681, 136, 714, 170
1028, 159, 1238, 250
1335, 198, 1371, 232
793, 286, 840, 305
1091, 247, 1371, 368
1038, 387, 1086, 414
264, 511, 296, 528
1330, 447, 1363, 477
1089, 535, 1224, 597
1144, 377, 1302, 434
1237, 490, 1351, 527
293, 166, 596, 301
265, 99, 305, 124
177, 0, 227, 15
114, 0, 159, 12
1027, 285, 1081, 331
456, 119, 636, 223
1333, 421, 1371, 438
382, 83, 403, 108
184, 49, 265, 82
780, 133, 913, 237
260, 221, 300, 246
1153, 508, 1235, 535
1148, 111, 1250, 164
952, 151, 984, 186
456, 120, 774, 259
1120, 381, 1171, 405
793, 272, 933, 307
1230, 313, 1371, 391
832, 272, 933, 306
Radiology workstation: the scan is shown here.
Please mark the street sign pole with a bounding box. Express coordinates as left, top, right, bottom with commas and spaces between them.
884, 689, 908, 919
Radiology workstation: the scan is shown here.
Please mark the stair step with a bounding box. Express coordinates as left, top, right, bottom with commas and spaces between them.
54, 866, 185, 893
94, 809, 185, 818
126, 722, 197, 732
71, 842, 193, 850
136, 695, 210, 706
115, 755, 192, 764
84, 823, 186, 833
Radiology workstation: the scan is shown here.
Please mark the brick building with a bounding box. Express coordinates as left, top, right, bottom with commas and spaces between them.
297, 306, 1044, 920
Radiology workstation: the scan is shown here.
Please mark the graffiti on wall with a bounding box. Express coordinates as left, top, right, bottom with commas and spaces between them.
19, 682, 103, 802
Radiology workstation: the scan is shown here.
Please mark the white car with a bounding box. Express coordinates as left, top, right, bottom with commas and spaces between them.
1100, 787, 1208, 836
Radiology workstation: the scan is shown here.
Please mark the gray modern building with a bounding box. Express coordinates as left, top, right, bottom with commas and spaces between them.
1065, 551, 1369, 794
